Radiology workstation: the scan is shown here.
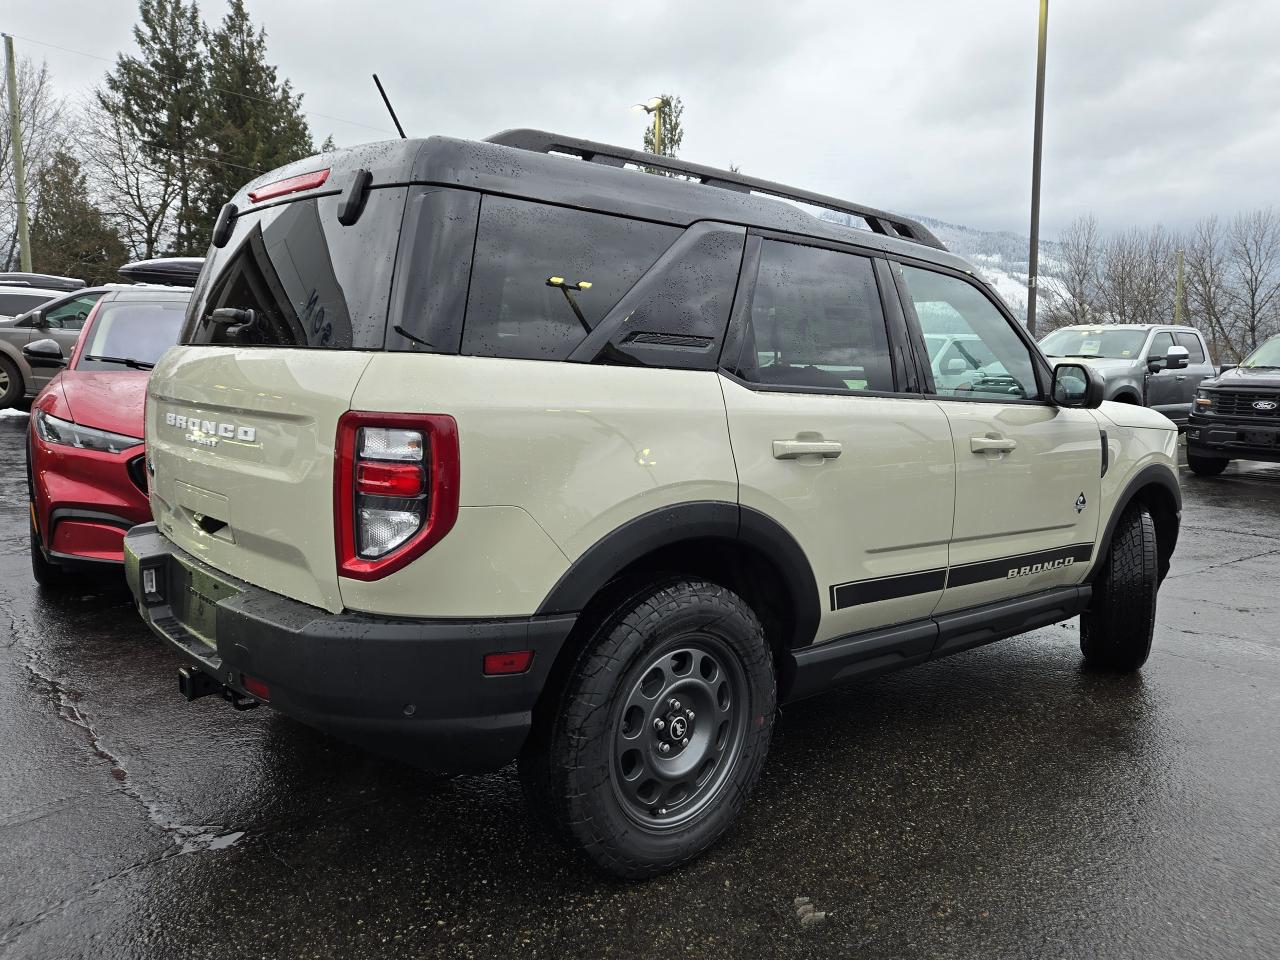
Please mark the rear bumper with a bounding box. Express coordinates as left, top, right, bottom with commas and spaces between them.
1186, 417, 1280, 463
123, 523, 576, 773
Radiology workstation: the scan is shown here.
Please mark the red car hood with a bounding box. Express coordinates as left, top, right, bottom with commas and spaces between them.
58, 371, 149, 440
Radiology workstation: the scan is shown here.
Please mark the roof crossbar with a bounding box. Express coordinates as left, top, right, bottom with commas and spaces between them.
485, 128, 945, 251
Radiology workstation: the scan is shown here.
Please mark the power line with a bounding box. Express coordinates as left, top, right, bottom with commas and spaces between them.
6, 31, 397, 138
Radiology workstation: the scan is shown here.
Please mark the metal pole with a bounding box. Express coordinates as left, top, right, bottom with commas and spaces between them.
1174, 248, 1185, 324
654, 104, 662, 156
1025, 0, 1049, 335
3, 34, 32, 273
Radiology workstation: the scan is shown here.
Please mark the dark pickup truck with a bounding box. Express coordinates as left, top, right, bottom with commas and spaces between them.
1186, 333, 1280, 475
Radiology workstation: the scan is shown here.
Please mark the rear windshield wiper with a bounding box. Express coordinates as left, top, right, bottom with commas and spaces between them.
392, 325, 434, 349
82, 354, 154, 370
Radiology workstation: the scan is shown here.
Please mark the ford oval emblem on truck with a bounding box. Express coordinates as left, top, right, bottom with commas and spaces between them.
1253, 400, 1278, 411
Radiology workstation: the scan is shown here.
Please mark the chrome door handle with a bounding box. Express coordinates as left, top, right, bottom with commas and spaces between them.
773, 439, 842, 460
970, 435, 1017, 454
1176, 375, 1187, 381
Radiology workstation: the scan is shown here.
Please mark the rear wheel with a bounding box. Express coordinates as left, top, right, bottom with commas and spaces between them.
1080, 504, 1158, 671
518, 579, 776, 879
1187, 452, 1229, 476
0, 356, 22, 409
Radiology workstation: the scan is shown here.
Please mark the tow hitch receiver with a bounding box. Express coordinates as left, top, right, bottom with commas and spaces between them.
177, 666, 260, 711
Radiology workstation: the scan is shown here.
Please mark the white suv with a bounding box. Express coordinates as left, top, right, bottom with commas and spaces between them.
125, 130, 1181, 878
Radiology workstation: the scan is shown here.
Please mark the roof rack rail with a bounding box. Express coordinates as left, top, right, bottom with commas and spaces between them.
485, 128, 945, 251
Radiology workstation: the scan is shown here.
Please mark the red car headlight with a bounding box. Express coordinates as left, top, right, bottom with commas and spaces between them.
33, 410, 142, 455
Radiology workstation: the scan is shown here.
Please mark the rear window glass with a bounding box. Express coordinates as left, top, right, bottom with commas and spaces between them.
462, 197, 679, 361
1174, 331, 1206, 363
0, 292, 56, 315
182, 187, 406, 349
76, 300, 187, 370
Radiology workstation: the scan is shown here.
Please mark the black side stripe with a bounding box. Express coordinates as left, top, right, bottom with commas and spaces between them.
830, 569, 946, 611
830, 543, 1094, 610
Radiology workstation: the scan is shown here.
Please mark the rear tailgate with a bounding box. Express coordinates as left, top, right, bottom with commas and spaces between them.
146, 346, 372, 612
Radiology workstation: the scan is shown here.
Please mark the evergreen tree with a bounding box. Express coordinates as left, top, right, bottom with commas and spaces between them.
641, 94, 685, 158
101, 0, 207, 254
196, 0, 313, 238
30, 152, 128, 284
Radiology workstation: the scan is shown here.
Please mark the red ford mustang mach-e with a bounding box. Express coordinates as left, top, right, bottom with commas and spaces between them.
26, 287, 191, 586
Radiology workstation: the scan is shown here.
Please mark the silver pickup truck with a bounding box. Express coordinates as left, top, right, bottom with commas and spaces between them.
1039, 324, 1215, 427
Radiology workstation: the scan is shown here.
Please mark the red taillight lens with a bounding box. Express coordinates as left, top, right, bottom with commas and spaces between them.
356, 461, 424, 497
247, 168, 330, 203
240, 673, 270, 701
335, 412, 460, 581
483, 651, 534, 675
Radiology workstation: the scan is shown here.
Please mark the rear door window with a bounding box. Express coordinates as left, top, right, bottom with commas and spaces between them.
732, 239, 895, 392
461, 197, 679, 361
1174, 330, 1206, 363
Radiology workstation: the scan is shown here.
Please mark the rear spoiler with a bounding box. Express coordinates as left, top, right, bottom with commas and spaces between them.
117, 258, 205, 288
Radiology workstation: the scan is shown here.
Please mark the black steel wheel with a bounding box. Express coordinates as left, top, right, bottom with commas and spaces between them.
611, 636, 749, 830
519, 579, 775, 879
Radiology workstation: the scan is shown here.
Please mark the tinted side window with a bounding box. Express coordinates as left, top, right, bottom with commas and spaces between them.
734, 240, 894, 392
898, 264, 1040, 400
0, 293, 54, 316
44, 294, 102, 330
184, 188, 407, 349
463, 197, 679, 361
1148, 331, 1175, 360
1174, 331, 1205, 363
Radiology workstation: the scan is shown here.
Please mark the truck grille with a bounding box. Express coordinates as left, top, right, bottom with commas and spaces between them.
1212, 390, 1280, 418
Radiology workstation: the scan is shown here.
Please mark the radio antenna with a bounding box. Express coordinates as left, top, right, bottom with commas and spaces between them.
372, 74, 407, 139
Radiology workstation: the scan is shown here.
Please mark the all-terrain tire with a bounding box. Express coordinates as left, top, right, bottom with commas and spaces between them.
518, 579, 776, 880
0, 356, 22, 409
1187, 453, 1229, 477
1080, 504, 1158, 671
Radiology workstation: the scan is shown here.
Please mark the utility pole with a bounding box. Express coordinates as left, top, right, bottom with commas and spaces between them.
3, 33, 32, 272
1174, 248, 1185, 324
1025, 0, 1049, 335
653, 103, 663, 156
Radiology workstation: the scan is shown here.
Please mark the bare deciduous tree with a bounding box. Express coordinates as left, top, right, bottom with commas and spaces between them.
1098, 226, 1177, 327
0, 56, 67, 269
1184, 216, 1238, 362
78, 94, 179, 259
1225, 208, 1280, 354
1042, 214, 1100, 330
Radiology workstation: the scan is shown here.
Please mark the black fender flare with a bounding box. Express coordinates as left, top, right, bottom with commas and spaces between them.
534, 501, 822, 649
1088, 462, 1181, 583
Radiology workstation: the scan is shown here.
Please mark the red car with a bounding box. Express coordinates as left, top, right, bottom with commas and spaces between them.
26, 287, 190, 586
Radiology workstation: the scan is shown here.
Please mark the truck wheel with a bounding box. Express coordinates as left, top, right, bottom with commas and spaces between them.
0, 357, 22, 409
1187, 453, 1229, 476
1080, 504, 1158, 671
518, 579, 776, 879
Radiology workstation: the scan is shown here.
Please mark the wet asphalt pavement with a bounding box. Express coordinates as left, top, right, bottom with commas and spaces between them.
2, 410, 1280, 960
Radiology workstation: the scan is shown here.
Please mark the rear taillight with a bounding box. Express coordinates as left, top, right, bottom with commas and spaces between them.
247, 168, 330, 204
335, 412, 460, 581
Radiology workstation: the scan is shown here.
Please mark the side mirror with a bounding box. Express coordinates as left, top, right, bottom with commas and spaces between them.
1052, 362, 1104, 409
1165, 344, 1190, 370
1218, 363, 1237, 374
945, 357, 968, 373
23, 338, 66, 368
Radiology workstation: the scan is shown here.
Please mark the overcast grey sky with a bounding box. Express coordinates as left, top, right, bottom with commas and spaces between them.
7, 0, 1279, 236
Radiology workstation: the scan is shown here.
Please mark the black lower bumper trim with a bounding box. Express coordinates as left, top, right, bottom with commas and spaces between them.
124, 523, 576, 773
1187, 420, 1280, 462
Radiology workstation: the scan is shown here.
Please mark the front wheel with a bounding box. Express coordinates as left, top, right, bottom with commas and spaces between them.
1187, 452, 1229, 476
518, 579, 776, 879
0, 356, 22, 409
30, 518, 76, 590
1080, 504, 1159, 671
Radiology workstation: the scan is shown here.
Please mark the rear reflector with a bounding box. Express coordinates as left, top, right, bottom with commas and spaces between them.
247, 168, 330, 204
356, 461, 424, 497
483, 651, 534, 676
240, 674, 270, 701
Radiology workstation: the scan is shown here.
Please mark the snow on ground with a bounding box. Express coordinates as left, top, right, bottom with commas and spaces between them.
0, 407, 30, 418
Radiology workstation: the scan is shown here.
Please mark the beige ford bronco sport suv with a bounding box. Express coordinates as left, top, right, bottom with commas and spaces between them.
125, 130, 1181, 878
